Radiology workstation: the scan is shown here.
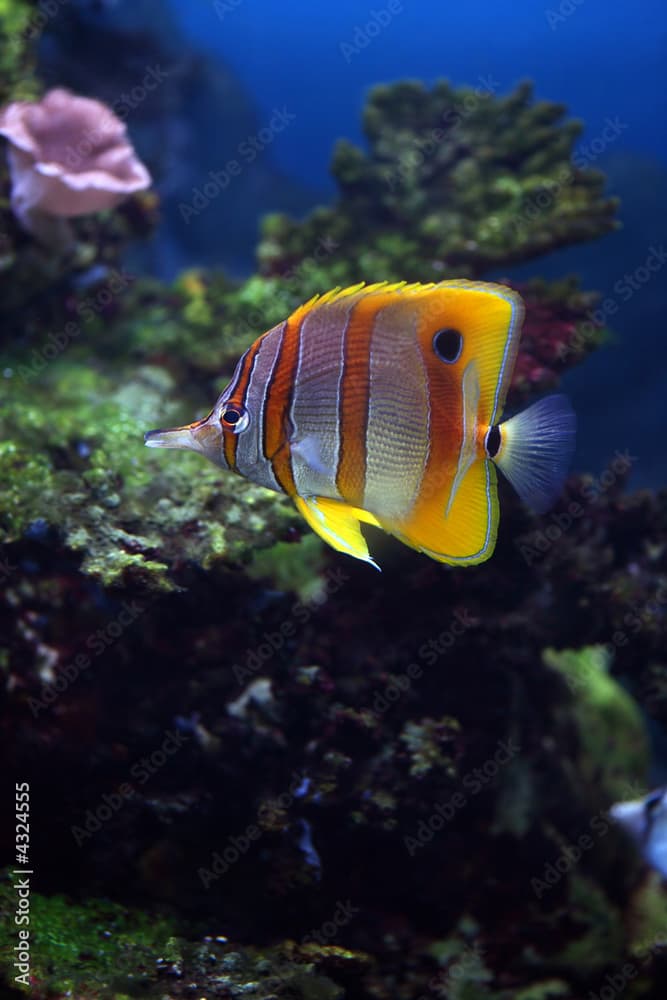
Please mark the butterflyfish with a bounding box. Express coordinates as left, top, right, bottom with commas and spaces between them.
145, 281, 576, 568
610, 787, 667, 879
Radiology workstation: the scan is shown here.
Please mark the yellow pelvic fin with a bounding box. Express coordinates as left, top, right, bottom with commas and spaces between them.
295, 496, 381, 570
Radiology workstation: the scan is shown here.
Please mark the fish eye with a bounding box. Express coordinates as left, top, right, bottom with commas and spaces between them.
220, 405, 249, 433
645, 789, 664, 816
433, 327, 463, 363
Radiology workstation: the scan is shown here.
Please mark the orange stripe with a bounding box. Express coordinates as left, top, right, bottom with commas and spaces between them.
263, 316, 301, 495
223, 422, 238, 471
336, 294, 399, 506
394, 303, 468, 536
223, 343, 260, 471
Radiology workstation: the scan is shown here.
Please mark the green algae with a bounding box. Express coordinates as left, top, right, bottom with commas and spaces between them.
626, 874, 667, 966
0, 360, 302, 589
513, 982, 571, 999
0, 875, 182, 997
0, 875, 347, 999
0, 0, 39, 105
543, 646, 649, 800
424, 919, 492, 1000
555, 874, 625, 975
247, 533, 332, 601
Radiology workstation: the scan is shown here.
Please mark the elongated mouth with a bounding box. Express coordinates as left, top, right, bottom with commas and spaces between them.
145, 424, 200, 451
144, 413, 215, 454
609, 800, 646, 844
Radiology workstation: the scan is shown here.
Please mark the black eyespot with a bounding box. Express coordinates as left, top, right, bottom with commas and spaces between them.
485, 425, 501, 459
433, 327, 463, 363
221, 405, 249, 433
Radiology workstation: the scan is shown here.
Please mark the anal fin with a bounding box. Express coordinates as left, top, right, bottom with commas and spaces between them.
388, 459, 499, 565
295, 496, 381, 570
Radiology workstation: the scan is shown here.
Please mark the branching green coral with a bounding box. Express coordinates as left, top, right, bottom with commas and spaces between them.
258, 80, 618, 285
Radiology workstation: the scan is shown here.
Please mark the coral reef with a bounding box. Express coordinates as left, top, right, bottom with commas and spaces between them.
1, 15, 666, 1000
257, 80, 618, 285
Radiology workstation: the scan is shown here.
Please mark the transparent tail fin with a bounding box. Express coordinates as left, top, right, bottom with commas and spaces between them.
493, 395, 576, 514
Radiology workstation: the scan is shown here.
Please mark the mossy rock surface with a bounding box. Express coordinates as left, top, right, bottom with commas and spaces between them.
0, 874, 346, 999
0, 359, 302, 590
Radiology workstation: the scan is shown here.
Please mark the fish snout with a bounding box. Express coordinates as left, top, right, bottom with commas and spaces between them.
609, 800, 647, 844
144, 411, 221, 457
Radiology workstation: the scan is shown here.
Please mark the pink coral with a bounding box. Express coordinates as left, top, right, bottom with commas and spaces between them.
507, 282, 606, 405
0, 87, 151, 243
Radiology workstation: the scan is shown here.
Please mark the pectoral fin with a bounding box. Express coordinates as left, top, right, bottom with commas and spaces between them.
294, 496, 381, 570
291, 435, 330, 477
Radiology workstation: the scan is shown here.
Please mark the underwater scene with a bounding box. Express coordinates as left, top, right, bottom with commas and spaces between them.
1, 0, 667, 997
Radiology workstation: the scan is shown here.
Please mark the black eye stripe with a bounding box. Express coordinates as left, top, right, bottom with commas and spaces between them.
433, 328, 463, 363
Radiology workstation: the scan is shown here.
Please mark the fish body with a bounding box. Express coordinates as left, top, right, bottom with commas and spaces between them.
145, 281, 575, 567
610, 787, 667, 878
